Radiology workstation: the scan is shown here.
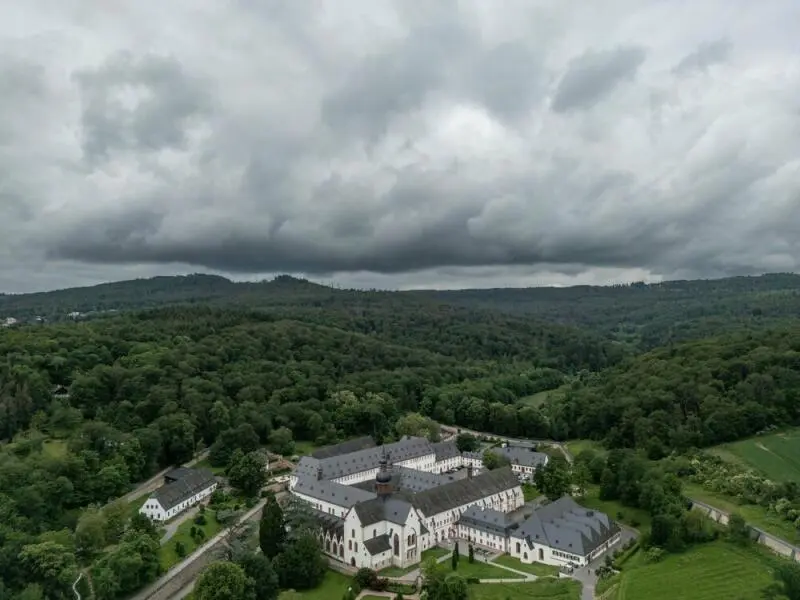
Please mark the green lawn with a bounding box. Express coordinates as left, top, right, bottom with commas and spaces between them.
278, 570, 353, 600
492, 554, 559, 577
683, 482, 800, 543
711, 428, 800, 482
520, 387, 566, 407
565, 439, 606, 457
423, 546, 451, 561
293, 440, 321, 456
615, 541, 776, 600
381, 546, 452, 576
158, 509, 223, 570
191, 457, 226, 475
579, 486, 651, 531
454, 559, 520, 580
41, 438, 68, 459
469, 579, 580, 599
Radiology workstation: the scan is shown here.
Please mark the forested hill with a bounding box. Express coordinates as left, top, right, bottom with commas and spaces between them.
416, 273, 800, 349
552, 325, 800, 452
3, 272, 800, 351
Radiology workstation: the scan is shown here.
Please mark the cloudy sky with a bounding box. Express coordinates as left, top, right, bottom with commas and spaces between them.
2, 1, 800, 293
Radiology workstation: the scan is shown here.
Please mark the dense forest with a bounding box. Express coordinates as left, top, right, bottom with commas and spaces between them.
554, 326, 800, 452
2, 272, 800, 598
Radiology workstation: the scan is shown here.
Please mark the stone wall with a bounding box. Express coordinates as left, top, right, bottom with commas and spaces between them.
690, 500, 800, 562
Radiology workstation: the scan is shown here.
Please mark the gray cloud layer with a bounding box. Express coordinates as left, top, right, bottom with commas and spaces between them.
2, 0, 800, 292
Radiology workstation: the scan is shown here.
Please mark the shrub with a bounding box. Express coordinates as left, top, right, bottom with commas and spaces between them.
644, 547, 665, 563
194, 514, 207, 526
175, 541, 186, 557
354, 568, 377, 590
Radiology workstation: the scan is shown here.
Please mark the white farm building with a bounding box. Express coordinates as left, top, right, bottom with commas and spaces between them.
139, 467, 218, 522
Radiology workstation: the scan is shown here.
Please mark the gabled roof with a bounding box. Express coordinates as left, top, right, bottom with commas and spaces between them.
351, 466, 456, 494
513, 496, 620, 557
151, 468, 216, 510
458, 506, 516, 537
364, 534, 392, 555
293, 476, 376, 508
310, 508, 345, 538
297, 436, 435, 480
164, 467, 195, 482
312, 436, 376, 459
494, 446, 549, 469
354, 497, 413, 526
412, 467, 519, 517
431, 441, 461, 461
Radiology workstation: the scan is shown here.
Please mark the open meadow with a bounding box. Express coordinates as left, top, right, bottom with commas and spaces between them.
711, 428, 800, 482
611, 541, 776, 600
468, 579, 580, 600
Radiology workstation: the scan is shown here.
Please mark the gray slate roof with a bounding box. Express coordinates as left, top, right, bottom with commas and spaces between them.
458, 506, 516, 536
296, 436, 434, 480
494, 446, 549, 469
364, 534, 392, 555
310, 508, 345, 538
431, 441, 460, 461
354, 497, 413, 526
152, 468, 216, 510
352, 466, 456, 494
513, 496, 620, 557
293, 476, 377, 508
412, 467, 519, 517
312, 436, 376, 459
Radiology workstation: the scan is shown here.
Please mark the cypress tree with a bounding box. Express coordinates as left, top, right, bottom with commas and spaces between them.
259, 494, 286, 559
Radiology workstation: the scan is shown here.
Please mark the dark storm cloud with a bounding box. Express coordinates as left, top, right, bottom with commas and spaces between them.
551, 46, 647, 113
3, 0, 800, 293
73, 52, 212, 161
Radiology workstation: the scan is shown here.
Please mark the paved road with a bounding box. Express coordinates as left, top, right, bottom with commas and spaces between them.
129, 495, 275, 600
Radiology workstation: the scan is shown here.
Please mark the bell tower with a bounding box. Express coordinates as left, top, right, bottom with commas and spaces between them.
375, 448, 393, 497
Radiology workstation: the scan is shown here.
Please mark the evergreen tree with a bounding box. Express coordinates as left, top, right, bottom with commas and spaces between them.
451, 542, 459, 570
259, 495, 285, 559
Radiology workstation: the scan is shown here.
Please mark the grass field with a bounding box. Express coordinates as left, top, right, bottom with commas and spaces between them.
520, 386, 567, 407
469, 579, 580, 599
614, 541, 775, 600
278, 571, 353, 600
580, 486, 651, 531
711, 428, 800, 482
158, 510, 223, 570
454, 559, 520, 580
492, 554, 559, 577
380, 545, 451, 576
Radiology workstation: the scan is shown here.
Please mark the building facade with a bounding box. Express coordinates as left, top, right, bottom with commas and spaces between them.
290, 436, 616, 572
139, 467, 217, 522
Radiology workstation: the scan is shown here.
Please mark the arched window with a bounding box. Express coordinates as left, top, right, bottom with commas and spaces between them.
524, 552, 528, 560
393, 534, 400, 556
348, 540, 352, 550
352, 529, 356, 538
339, 544, 344, 557
538, 548, 544, 561
354, 543, 358, 552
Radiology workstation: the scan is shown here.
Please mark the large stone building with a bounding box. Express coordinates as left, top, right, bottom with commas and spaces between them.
289, 436, 619, 571
140, 467, 218, 522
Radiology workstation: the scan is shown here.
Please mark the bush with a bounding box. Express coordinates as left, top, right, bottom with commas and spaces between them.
465, 577, 481, 584
175, 541, 186, 557
354, 568, 377, 590
194, 514, 207, 526
199, 505, 206, 514
644, 547, 665, 563
373, 578, 389, 592
190, 526, 197, 538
